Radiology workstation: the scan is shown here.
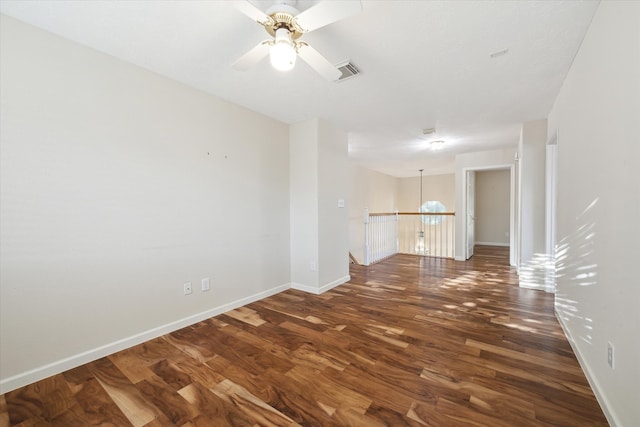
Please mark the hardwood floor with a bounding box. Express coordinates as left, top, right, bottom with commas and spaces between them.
1, 246, 608, 426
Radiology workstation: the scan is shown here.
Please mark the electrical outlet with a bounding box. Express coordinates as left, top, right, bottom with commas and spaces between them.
310, 261, 317, 271
201, 277, 210, 292
607, 342, 614, 369
183, 282, 192, 295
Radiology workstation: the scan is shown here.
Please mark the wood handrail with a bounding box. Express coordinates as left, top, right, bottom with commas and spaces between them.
369, 212, 455, 217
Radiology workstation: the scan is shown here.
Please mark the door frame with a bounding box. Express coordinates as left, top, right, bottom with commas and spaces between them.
461, 164, 515, 265
466, 170, 476, 259
545, 133, 558, 292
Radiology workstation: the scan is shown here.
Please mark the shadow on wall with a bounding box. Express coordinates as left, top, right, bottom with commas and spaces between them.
554, 197, 599, 347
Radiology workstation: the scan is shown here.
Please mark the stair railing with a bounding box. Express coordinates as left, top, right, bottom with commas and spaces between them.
364, 209, 455, 265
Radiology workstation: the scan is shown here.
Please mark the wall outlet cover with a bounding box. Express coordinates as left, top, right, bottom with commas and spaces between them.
183, 282, 193, 295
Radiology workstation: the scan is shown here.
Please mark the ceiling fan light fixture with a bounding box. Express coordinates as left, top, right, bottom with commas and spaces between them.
233, 0, 362, 80
270, 28, 297, 71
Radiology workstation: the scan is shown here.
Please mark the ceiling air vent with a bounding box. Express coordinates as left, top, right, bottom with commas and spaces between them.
335, 61, 360, 82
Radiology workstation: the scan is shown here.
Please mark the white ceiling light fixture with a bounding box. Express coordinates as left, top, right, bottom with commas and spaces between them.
430, 140, 445, 151
233, 0, 362, 80
270, 28, 296, 71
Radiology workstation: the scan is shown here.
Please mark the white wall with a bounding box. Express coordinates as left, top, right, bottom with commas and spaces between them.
290, 119, 349, 293
547, 3, 640, 426
454, 148, 516, 260
516, 119, 549, 288
518, 119, 547, 263
0, 15, 290, 392
318, 120, 349, 288
475, 169, 510, 245
289, 120, 319, 289
348, 166, 398, 263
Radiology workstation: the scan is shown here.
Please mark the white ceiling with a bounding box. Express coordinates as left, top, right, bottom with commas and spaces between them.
0, 0, 599, 177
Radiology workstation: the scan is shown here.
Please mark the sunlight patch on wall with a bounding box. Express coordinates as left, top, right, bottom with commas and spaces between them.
519, 252, 555, 291
554, 198, 599, 346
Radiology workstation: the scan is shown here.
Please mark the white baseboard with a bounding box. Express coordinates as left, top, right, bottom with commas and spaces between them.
555, 310, 619, 427
518, 281, 545, 291
475, 241, 510, 247
291, 275, 350, 295
320, 275, 350, 293
290, 282, 315, 293
0, 283, 290, 394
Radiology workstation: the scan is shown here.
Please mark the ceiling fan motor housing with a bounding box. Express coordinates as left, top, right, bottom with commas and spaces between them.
265, 1, 299, 17
265, 12, 304, 39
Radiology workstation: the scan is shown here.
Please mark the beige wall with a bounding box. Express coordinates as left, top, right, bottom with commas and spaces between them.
0, 16, 290, 392
547, 2, 640, 425
348, 170, 455, 263
475, 169, 510, 245
348, 165, 398, 263
397, 173, 455, 212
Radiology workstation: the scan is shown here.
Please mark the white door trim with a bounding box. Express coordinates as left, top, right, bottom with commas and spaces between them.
461, 164, 515, 263
545, 133, 558, 292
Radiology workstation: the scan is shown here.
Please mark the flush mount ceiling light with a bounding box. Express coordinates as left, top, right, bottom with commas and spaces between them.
430, 140, 445, 151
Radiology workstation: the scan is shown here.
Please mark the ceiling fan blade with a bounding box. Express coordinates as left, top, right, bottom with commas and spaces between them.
232, 41, 271, 70
235, 1, 272, 25
295, 0, 362, 32
297, 43, 342, 81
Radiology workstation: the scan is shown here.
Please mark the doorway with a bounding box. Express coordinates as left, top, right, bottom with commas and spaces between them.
463, 165, 515, 264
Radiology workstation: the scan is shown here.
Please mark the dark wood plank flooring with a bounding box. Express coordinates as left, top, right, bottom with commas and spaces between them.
1, 246, 608, 426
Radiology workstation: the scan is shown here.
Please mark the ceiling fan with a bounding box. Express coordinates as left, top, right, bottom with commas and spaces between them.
232, 0, 362, 80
